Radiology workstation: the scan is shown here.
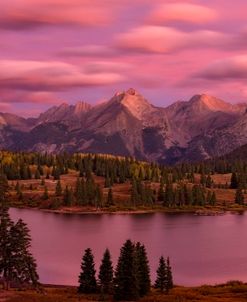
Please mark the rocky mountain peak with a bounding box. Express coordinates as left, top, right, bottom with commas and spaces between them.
118, 88, 153, 120
189, 94, 246, 113
126, 88, 137, 95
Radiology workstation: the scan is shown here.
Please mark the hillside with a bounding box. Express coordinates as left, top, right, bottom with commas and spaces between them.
2, 151, 247, 214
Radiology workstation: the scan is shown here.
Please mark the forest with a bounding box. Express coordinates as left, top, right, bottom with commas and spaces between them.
0, 151, 247, 213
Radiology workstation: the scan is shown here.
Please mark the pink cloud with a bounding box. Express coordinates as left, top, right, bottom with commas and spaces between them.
59, 45, 116, 57
197, 55, 247, 80
116, 26, 229, 53
0, 90, 65, 111
148, 3, 218, 24
0, 0, 117, 29
0, 60, 125, 91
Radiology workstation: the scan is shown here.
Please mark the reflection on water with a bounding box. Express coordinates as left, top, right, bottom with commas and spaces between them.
10, 208, 247, 286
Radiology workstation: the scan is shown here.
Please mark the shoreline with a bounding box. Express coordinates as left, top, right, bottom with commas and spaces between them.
10, 204, 247, 216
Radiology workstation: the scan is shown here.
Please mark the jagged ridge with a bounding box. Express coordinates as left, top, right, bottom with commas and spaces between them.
0, 89, 247, 164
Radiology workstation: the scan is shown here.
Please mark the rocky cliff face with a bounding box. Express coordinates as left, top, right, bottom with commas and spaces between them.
1, 89, 247, 163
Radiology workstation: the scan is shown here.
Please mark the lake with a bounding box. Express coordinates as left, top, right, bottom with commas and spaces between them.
9, 208, 247, 286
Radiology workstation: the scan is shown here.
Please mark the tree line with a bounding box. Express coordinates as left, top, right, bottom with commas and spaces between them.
78, 239, 173, 301
2, 151, 247, 209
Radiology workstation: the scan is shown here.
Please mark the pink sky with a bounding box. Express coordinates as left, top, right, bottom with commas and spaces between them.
1, 0, 247, 116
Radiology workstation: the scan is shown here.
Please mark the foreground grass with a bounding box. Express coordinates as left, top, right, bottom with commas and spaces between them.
3, 282, 247, 302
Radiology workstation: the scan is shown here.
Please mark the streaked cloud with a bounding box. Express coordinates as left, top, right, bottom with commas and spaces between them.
0, 0, 116, 29
59, 45, 117, 57
148, 3, 218, 24
0, 60, 125, 91
1, 0, 247, 112
116, 26, 229, 54
196, 55, 247, 80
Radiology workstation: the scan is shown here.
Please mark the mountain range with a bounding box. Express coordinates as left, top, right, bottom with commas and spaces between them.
1, 88, 247, 164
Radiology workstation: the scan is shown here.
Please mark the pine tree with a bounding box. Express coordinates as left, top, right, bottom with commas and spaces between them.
34, 169, 40, 179
78, 248, 97, 294
114, 239, 139, 301
9, 219, 39, 287
158, 178, 165, 201
166, 257, 173, 293
42, 186, 49, 200
206, 191, 212, 205
98, 248, 113, 295
206, 175, 213, 188
235, 188, 244, 205
210, 192, 216, 206
55, 180, 62, 196
75, 178, 83, 205
155, 256, 166, 292
131, 178, 139, 206
0, 207, 13, 289
154, 255, 173, 294
104, 173, 111, 188
0, 175, 9, 207
200, 173, 206, 186
63, 186, 74, 206
135, 242, 151, 297
106, 188, 114, 207
230, 172, 238, 189
0, 209, 39, 290
95, 185, 103, 208
164, 183, 173, 207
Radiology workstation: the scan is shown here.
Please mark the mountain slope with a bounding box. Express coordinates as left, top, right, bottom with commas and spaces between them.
1, 89, 247, 163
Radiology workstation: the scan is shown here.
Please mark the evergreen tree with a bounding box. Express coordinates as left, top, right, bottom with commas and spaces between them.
114, 239, 139, 301
95, 185, 103, 208
164, 183, 173, 207
0, 209, 39, 290
78, 248, 97, 294
200, 173, 206, 186
104, 173, 111, 188
42, 186, 49, 200
9, 219, 39, 287
34, 169, 40, 179
155, 256, 167, 292
106, 188, 114, 207
0, 175, 9, 207
98, 248, 113, 295
154, 256, 173, 294
235, 188, 245, 205
166, 257, 173, 293
37, 165, 44, 176
206, 175, 213, 188
210, 192, 216, 206
0, 207, 13, 289
206, 191, 212, 204
75, 178, 83, 205
135, 242, 151, 297
230, 172, 238, 189
63, 186, 74, 206
158, 178, 165, 201
131, 178, 139, 206
55, 180, 62, 196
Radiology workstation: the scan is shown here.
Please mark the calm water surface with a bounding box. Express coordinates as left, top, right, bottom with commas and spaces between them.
9, 208, 247, 286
